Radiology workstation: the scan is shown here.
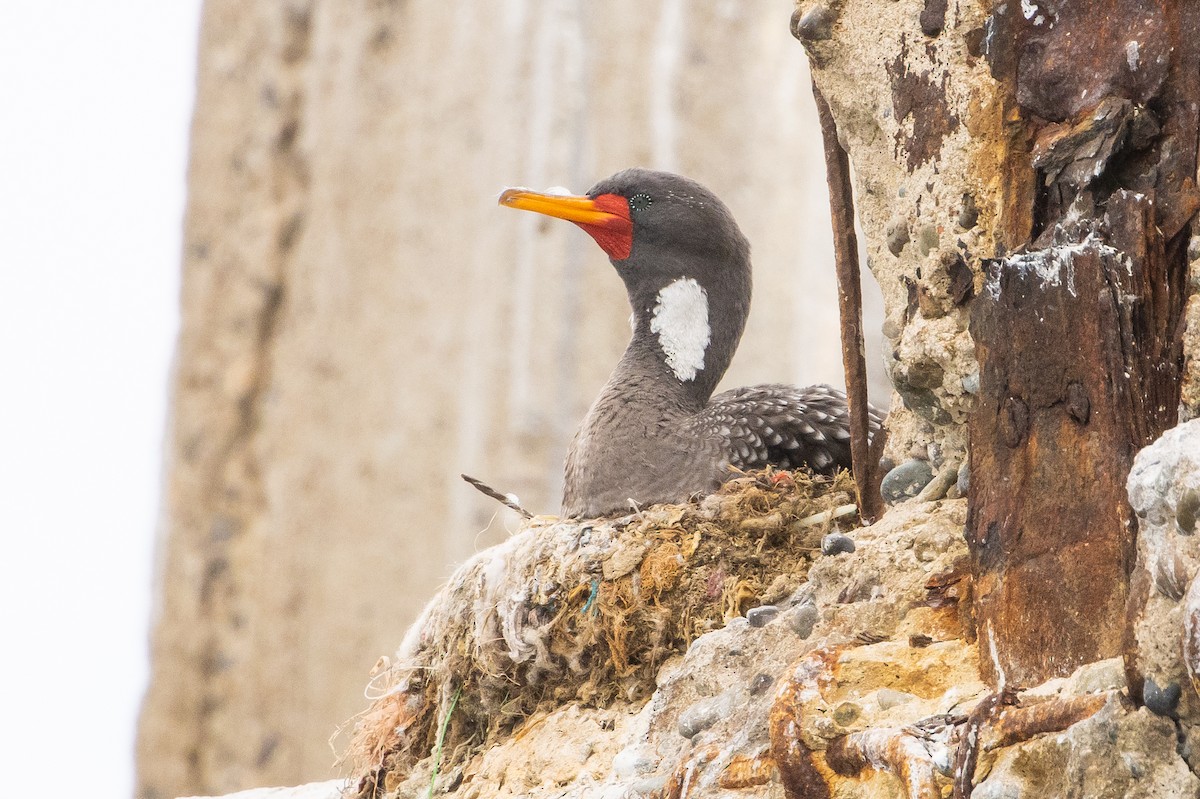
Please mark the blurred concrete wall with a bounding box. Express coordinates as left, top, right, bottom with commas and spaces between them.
137, 1, 884, 796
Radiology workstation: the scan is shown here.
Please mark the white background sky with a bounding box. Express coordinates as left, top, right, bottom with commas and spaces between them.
0, 3, 202, 795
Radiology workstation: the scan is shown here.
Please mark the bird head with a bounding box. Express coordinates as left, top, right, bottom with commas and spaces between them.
499, 168, 752, 396
499, 168, 750, 298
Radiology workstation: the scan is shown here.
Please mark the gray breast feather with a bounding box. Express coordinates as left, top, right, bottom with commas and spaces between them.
690, 383, 881, 474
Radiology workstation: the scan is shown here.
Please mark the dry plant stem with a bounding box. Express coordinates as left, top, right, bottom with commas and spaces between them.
812, 85, 883, 522
826, 728, 941, 799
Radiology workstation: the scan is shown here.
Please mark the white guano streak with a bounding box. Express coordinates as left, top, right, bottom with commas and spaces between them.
651, 278, 710, 382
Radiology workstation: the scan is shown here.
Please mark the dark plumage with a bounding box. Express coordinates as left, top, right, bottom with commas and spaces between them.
501, 168, 880, 518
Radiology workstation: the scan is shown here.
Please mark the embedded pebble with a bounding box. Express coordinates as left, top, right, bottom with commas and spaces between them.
678, 695, 733, 738
833, 701, 861, 725
916, 223, 940, 256
895, 384, 951, 424
887, 218, 910, 256
1142, 677, 1181, 717
747, 604, 780, 627
784, 603, 819, 639
790, 5, 836, 41
612, 747, 656, 777
1177, 487, 1199, 535
962, 369, 980, 395
906, 360, 945, 390
958, 193, 980, 229
876, 688, 918, 710
957, 461, 970, 496
631, 777, 668, 795
750, 673, 775, 696
821, 533, 856, 556
1064, 657, 1125, 695
881, 460, 935, 503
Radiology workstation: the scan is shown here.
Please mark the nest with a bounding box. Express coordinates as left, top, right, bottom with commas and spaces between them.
346, 468, 856, 797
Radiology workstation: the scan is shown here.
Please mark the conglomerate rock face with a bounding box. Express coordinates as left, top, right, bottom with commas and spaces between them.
375, 494, 976, 798
343, 452, 1199, 799
793, 0, 1008, 471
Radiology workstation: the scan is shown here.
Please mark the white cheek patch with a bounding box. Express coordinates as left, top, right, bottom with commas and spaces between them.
650, 277, 710, 382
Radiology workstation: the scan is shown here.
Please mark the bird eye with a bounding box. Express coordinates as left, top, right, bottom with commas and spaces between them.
629, 193, 653, 212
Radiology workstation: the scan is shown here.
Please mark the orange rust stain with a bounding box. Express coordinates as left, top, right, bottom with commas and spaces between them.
718, 754, 776, 789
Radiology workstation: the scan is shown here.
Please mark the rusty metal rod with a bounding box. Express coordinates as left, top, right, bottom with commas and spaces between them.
812, 86, 884, 522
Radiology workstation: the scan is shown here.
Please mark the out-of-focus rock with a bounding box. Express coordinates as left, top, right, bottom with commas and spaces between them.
1127, 420, 1200, 723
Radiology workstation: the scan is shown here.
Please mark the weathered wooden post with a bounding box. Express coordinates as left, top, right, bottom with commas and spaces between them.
968, 0, 1198, 687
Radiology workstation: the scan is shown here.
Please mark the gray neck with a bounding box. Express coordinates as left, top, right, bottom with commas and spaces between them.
616, 275, 748, 409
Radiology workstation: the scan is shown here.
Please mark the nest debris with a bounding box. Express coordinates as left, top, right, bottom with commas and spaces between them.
346, 468, 856, 797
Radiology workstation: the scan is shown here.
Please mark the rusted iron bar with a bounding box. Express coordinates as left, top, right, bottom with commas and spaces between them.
951, 689, 1111, 799
970, 0, 1198, 689
950, 688, 1015, 799
770, 647, 843, 799
825, 727, 942, 799
812, 86, 884, 522
982, 691, 1114, 751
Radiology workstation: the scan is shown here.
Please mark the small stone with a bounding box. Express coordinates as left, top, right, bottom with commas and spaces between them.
678, 697, 726, 738
957, 461, 970, 496
1177, 487, 1199, 535
1153, 546, 1190, 601
821, 533, 856, 556
906, 360, 945, 390
958, 193, 980, 230
895, 383, 952, 424
750, 673, 775, 696
1142, 676, 1181, 718
886, 218, 910, 256
876, 688, 918, 710
790, 5, 836, 42
1065, 657, 1125, 696
881, 460, 935, 503
784, 603, 819, 639
612, 747, 656, 777
833, 701, 861, 725
916, 223, 939, 257
919, 0, 947, 37
881, 315, 903, 339
1189, 235, 1200, 264
961, 369, 980, 395
747, 604, 780, 628
631, 777, 668, 795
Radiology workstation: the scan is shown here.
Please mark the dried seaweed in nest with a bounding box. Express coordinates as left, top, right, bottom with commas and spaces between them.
345, 468, 856, 796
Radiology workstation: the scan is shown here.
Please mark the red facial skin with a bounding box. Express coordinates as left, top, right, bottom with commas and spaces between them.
499, 188, 633, 260
578, 193, 633, 260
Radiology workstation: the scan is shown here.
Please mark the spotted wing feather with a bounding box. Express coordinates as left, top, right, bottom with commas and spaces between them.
692, 383, 882, 475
